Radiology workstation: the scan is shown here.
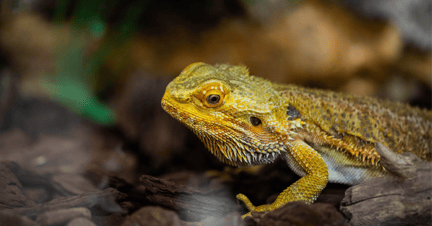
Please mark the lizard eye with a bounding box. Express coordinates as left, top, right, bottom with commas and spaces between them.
198, 82, 227, 108
250, 116, 261, 126
206, 94, 221, 105
203, 92, 224, 107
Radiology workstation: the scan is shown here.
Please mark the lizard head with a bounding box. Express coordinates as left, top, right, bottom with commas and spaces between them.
162, 62, 294, 167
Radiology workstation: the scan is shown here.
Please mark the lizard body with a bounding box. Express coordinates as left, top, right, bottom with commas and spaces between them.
161, 62, 432, 217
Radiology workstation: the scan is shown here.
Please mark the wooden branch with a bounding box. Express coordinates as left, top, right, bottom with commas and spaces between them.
375, 142, 420, 179
135, 175, 239, 221
1, 188, 127, 219
340, 162, 432, 226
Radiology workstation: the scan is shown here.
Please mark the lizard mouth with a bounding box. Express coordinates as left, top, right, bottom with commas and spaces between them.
161, 94, 200, 127
161, 91, 173, 112
161, 93, 183, 119
160, 98, 169, 112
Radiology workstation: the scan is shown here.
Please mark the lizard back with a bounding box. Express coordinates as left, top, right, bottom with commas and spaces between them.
281, 85, 432, 161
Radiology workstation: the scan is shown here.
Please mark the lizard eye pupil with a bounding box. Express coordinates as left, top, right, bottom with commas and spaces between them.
250, 117, 261, 126
206, 94, 221, 105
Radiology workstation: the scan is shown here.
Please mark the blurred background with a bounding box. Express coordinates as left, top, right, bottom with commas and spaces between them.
0, 0, 430, 224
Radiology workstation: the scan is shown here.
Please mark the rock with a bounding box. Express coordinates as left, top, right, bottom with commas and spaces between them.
121, 206, 181, 226
67, 217, 97, 226
36, 207, 91, 225
0, 162, 31, 209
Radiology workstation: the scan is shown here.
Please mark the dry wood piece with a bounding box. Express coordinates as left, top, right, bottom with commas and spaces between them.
246, 201, 347, 226
136, 175, 239, 221
340, 162, 432, 226
0, 188, 126, 219
0, 162, 32, 209
375, 142, 420, 179
4, 161, 76, 197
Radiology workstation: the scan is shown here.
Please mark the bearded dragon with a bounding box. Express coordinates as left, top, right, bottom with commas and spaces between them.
161, 62, 432, 218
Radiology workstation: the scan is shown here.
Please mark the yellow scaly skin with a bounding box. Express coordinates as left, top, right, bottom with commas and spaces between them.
161, 63, 432, 218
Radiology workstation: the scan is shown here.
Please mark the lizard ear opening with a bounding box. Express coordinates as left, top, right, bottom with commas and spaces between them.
250, 116, 262, 126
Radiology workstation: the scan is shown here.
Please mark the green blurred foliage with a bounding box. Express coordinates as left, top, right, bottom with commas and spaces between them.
44, 0, 145, 125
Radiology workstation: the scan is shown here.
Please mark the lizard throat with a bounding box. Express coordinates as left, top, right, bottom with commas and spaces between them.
193, 130, 285, 167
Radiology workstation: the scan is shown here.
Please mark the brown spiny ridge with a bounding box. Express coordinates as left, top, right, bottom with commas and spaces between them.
162, 62, 432, 218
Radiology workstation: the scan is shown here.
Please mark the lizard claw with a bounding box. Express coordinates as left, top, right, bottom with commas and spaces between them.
236, 193, 256, 212
237, 193, 276, 219
237, 193, 258, 219
241, 211, 253, 219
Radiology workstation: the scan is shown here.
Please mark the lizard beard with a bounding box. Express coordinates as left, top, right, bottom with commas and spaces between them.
192, 127, 285, 167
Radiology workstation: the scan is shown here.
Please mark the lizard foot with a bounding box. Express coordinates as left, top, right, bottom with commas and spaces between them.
236, 193, 273, 219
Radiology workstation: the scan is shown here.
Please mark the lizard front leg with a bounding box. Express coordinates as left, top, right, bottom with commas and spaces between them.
237, 140, 329, 218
